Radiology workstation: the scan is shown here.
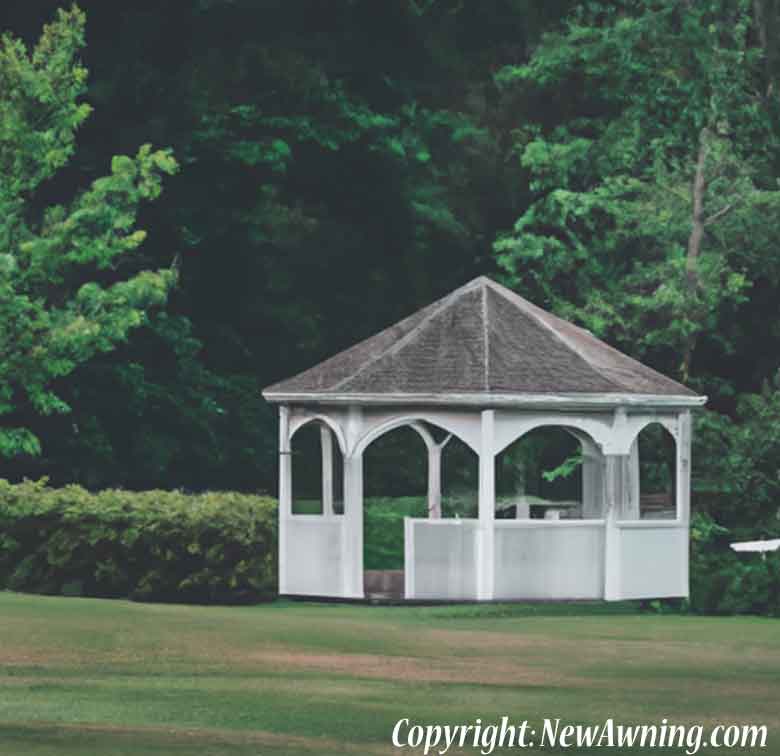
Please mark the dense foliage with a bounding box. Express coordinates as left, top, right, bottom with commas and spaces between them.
1, 2, 780, 612
0, 6, 177, 459
0, 478, 277, 602
0, 1, 571, 490
494, 1, 780, 388
690, 512, 780, 616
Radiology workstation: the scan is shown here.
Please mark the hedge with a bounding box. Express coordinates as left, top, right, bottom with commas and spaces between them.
0, 479, 277, 603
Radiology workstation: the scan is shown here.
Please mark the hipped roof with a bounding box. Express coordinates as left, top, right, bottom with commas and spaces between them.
263, 277, 704, 408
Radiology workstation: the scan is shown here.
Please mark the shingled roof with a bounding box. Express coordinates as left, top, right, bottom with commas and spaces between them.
263, 277, 704, 407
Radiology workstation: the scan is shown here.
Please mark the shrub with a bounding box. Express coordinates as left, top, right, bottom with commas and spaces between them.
0, 479, 277, 603
363, 497, 426, 570
689, 512, 780, 617
694, 379, 780, 531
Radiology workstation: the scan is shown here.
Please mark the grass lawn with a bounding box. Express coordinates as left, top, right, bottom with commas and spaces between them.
0, 592, 777, 755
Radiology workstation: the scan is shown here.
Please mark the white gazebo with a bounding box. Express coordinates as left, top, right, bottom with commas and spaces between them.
263, 277, 707, 601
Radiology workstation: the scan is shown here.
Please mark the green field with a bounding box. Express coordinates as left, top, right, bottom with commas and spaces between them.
0, 592, 777, 755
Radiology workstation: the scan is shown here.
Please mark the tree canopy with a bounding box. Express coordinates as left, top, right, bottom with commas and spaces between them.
0, 6, 177, 458
1, 1, 780, 533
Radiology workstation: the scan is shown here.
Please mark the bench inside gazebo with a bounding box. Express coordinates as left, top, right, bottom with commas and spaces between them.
263, 277, 706, 602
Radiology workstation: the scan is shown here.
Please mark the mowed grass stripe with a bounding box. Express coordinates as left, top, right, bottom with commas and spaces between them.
0, 593, 778, 754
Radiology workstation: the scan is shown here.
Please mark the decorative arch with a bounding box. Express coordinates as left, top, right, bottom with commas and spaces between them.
624, 416, 678, 450
408, 421, 437, 451
289, 413, 347, 455
493, 414, 609, 457
563, 427, 602, 455
354, 412, 480, 456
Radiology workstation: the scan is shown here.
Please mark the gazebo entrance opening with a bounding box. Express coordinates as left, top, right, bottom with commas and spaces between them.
362, 422, 477, 600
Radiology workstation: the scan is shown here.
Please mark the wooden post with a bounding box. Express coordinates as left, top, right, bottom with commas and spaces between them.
677, 411, 692, 524
321, 425, 334, 516
477, 409, 495, 601
342, 453, 364, 597
512, 455, 527, 519
603, 454, 623, 601
678, 410, 692, 597
342, 406, 364, 598
428, 444, 442, 518
624, 439, 640, 520
581, 440, 604, 519
278, 405, 292, 595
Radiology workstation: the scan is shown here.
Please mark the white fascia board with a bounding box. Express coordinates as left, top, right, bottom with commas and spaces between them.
261, 391, 708, 410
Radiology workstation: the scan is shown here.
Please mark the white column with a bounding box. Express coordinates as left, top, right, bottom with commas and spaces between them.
514, 458, 528, 519
477, 409, 496, 601
278, 405, 292, 595
678, 411, 692, 597
603, 453, 625, 601
342, 453, 364, 597
581, 440, 604, 518
321, 425, 334, 516
428, 444, 443, 518
623, 439, 640, 520
677, 411, 692, 523
342, 406, 364, 598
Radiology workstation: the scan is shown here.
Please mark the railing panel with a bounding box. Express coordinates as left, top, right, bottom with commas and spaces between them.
284, 516, 343, 597
493, 521, 605, 599
405, 519, 479, 600
282, 516, 689, 602
617, 522, 688, 599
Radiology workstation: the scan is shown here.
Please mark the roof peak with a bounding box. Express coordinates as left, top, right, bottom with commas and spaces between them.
456, 274, 509, 292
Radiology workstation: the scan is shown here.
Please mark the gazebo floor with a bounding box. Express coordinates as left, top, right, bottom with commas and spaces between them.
364, 569, 404, 600
283, 593, 625, 607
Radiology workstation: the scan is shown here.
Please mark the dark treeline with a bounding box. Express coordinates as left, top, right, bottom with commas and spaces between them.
0, 0, 572, 491
2, 1, 780, 539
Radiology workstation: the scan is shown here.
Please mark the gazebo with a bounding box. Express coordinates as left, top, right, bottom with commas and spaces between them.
263, 277, 706, 601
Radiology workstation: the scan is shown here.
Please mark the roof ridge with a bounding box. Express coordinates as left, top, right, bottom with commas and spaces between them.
484, 278, 692, 393
330, 278, 483, 392
483, 279, 630, 394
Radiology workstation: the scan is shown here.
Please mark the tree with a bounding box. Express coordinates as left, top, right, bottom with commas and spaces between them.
19, 0, 564, 490
0, 6, 178, 458
493, 0, 780, 393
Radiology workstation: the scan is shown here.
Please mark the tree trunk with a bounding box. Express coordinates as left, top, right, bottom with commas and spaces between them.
682, 130, 708, 382
755, 0, 779, 96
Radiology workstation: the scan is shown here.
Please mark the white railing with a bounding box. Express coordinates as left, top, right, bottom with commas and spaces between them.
403, 517, 688, 601
615, 520, 688, 599
404, 518, 480, 600
493, 519, 606, 599
283, 515, 344, 597
283, 514, 689, 601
